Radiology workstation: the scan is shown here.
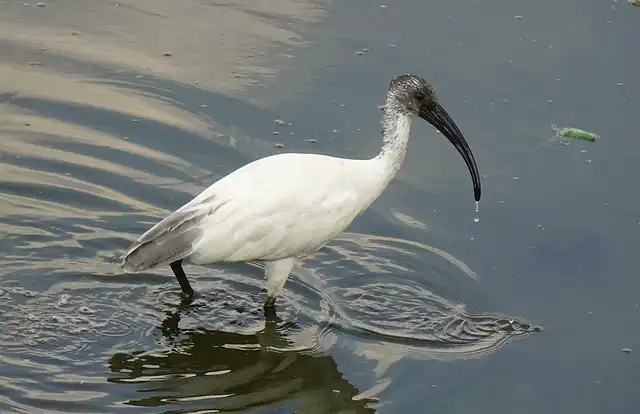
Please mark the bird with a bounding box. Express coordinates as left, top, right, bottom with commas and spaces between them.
120, 73, 481, 309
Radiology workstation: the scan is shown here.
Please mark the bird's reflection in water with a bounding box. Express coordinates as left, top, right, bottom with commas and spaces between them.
108, 298, 376, 413
106, 233, 540, 413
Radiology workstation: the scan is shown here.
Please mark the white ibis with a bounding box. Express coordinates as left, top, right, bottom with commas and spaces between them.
120, 74, 481, 309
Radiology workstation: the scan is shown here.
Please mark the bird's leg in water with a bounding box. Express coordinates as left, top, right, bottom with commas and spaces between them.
170, 259, 195, 298
263, 258, 295, 309
263, 303, 278, 319
264, 296, 277, 309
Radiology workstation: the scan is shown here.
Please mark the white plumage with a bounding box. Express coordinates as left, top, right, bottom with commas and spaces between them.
121, 74, 481, 309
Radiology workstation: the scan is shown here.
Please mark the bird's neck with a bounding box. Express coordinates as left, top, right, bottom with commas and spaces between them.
374, 103, 412, 180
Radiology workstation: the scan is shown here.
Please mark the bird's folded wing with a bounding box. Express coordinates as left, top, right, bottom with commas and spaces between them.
120, 197, 229, 272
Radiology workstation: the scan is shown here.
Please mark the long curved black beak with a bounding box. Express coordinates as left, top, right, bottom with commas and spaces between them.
419, 102, 481, 202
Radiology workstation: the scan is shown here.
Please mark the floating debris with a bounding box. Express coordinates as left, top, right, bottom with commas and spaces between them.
274, 119, 286, 126
274, 143, 284, 149
515, 15, 524, 20
622, 348, 632, 353
551, 124, 600, 142
163, 52, 172, 57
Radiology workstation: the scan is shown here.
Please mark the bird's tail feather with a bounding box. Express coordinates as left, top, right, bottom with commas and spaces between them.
120, 209, 207, 272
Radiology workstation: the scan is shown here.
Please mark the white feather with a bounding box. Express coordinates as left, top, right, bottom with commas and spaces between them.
119, 73, 474, 304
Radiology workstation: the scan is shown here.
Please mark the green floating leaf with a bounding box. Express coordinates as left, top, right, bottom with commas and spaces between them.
551, 124, 600, 142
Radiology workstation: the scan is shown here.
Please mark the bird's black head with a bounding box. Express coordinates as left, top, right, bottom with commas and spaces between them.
388, 73, 482, 202
388, 73, 437, 115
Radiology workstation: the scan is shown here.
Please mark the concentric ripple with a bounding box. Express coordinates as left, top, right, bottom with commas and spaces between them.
295, 233, 541, 361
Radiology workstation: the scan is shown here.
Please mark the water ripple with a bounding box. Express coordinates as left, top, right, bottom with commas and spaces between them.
0, 229, 540, 411
295, 233, 540, 361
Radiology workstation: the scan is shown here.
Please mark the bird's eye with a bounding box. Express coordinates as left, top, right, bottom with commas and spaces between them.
415, 91, 426, 101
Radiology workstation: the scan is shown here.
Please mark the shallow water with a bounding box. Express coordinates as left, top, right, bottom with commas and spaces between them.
1, 0, 639, 413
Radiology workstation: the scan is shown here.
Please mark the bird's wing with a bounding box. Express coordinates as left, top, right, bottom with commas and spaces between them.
120, 195, 229, 271
189, 185, 362, 263
120, 153, 378, 271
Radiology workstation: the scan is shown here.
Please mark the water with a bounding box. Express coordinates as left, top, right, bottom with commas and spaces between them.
1, 0, 639, 413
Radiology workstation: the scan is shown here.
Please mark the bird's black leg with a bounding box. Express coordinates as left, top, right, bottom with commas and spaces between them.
263, 302, 277, 319
263, 296, 277, 309
170, 260, 194, 298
